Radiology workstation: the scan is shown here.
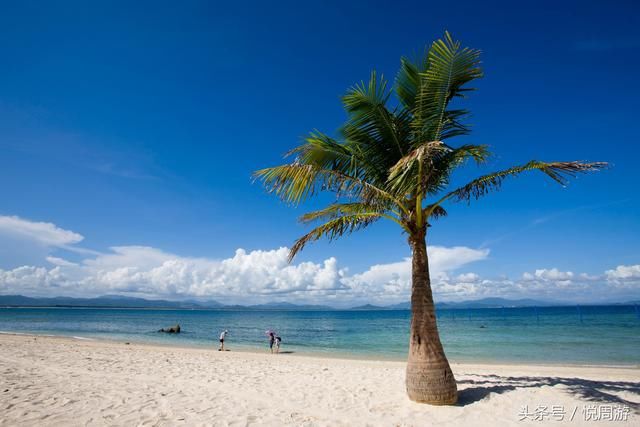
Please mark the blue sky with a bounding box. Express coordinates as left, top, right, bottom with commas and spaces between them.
0, 1, 639, 305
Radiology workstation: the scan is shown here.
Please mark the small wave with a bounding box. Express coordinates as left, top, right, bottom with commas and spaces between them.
0, 331, 59, 338
0, 331, 94, 341
0, 330, 30, 336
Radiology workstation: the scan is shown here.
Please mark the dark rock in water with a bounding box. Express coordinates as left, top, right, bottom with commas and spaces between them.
479, 325, 487, 329
159, 324, 181, 333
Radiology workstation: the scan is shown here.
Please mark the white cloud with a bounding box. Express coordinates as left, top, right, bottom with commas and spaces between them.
0, 265, 67, 295
456, 273, 480, 283
426, 264, 640, 303
429, 246, 490, 272
605, 264, 640, 281
430, 272, 512, 300
0, 240, 487, 305
0, 215, 83, 247
342, 246, 489, 303
523, 268, 574, 282
0, 244, 353, 303
0, 215, 638, 305
81, 246, 349, 299
46, 256, 78, 267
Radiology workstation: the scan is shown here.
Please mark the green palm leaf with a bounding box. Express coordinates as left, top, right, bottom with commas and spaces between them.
289, 212, 383, 262
253, 163, 406, 211
440, 161, 608, 206
412, 31, 482, 144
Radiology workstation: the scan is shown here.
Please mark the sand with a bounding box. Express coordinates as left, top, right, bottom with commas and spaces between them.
0, 334, 638, 426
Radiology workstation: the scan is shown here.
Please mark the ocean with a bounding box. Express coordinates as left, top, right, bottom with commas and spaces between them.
0, 305, 638, 365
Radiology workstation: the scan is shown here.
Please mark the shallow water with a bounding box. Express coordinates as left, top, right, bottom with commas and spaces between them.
0, 305, 638, 365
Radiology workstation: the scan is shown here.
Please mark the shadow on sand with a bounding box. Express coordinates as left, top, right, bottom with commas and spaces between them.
456, 374, 640, 412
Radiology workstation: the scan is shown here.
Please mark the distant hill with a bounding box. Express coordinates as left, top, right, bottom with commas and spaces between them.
348, 298, 561, 311
0, 295, 331, 311
350, 304, 386, 311
436, 297, 558, 309
0, 294, 224, 309
386, 302, 411, 310
1, 294, 620, 310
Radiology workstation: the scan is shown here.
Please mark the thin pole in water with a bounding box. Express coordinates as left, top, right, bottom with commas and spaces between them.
577, 305, 583, 324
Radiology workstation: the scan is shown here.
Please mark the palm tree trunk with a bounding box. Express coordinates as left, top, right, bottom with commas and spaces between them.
405, 231, 457, 404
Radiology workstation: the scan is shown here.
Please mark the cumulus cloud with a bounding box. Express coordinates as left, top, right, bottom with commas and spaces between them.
0, 215, 638, 305
522, 268, 574, 282
342, 247, 489, 302
455, 273, 480, 283
82, 246, 349, 300
0, 241, 486, 305
0, 217, 492, 304
422, 263, 640, 303
605, 264, 640, 281
0, 266, 67, 295
0, 241, 352, 302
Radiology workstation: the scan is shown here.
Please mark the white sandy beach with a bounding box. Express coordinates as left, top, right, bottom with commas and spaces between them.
0, 334, 637, 426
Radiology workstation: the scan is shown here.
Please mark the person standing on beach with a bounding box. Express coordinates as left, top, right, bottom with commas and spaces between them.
274, 335, 282, 353
268, 331, 275, 354
218, 330, 228, 351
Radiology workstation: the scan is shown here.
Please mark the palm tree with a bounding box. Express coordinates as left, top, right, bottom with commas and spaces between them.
254, 32, 606, 405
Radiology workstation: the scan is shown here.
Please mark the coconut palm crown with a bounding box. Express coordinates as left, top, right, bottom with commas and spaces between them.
254, 32, 606, 405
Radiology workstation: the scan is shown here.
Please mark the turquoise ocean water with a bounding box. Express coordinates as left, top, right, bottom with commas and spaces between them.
0, 305, 638, 365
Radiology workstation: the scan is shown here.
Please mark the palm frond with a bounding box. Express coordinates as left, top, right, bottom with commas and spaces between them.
287, 131, 366, 180
387, 143, 490, 197
342, 70, 391, 113
395, 55, 424, 110
440, 109, 472, 140
444, 161, 608, 204
387, 141, 446, 195
425, 204, 448, 221
299, 202, 386, 224
253, 163, 406, 210
341, 71, 409, 169
413, 31, 482, 144
424, 144, 491, 195
289, 212, 382, 261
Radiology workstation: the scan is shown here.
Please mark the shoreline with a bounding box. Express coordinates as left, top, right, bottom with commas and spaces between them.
1, 330, 638, 370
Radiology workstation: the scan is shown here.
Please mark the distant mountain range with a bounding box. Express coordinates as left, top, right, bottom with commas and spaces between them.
0, 295, 224, 309
438, 297, 561, 309
349, 298, 560, 311
0, 294, 635, 310
0, 294, 332, 310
